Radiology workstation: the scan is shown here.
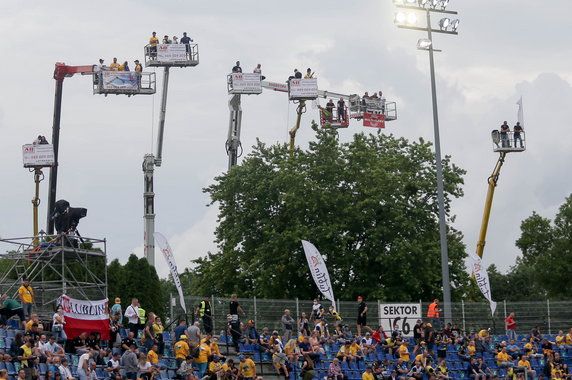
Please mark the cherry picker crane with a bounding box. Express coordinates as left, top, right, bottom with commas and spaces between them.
142, 42, 199, 266
226, 74, 397, 169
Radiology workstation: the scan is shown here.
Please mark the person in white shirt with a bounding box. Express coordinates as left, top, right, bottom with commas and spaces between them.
87, 362, 98, 380
124, 298, 140, 335
52, 306, 67, 342
76, 350, 93, 380
44, 335, 66, 362
58, 358, 74, 380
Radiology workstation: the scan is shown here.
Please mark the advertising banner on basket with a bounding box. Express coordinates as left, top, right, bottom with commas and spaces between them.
230, 73, 262, 94
22, 144, 55, 167
59, 295, 110, 339
157, 44, 187, 62
469, 252, 497, 315
301, 240, 335, 306
289, 78, 318, 99
101, 71, 138, 90
363, 112, 386, 128
154, 232, 187, 313
379, 303, 422, 337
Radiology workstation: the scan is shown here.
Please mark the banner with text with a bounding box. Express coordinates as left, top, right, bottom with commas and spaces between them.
59, 295, 109, 339
378, 303, 421, 337
363, 112, 385, 128
22, 144, 55, 167
230, 73, 262, 94
289, 78, 318, 99
155, 232, 187, 313
102, 71, 138, 90
301, 240, 335, 306
157, 44, 188, 62
469, 252, 497, 315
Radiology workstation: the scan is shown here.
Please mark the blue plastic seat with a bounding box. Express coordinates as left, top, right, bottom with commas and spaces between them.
6, 362, 15, 376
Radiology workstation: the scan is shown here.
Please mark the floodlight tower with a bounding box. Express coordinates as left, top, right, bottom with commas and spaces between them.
393, 0, 460, 325
142, 42, 199, 266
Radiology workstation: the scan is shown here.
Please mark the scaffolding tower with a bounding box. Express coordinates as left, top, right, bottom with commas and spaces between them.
0, 235, 107, 316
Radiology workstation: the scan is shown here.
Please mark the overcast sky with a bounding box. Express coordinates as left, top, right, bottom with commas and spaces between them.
1, 0, 571, 283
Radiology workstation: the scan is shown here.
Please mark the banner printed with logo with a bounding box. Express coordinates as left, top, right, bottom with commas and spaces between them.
154, 232, 187, 313
517, 96, 524, 126
301, 240, 335, 306
469, 252, 496, 315
59, 295, 110, 339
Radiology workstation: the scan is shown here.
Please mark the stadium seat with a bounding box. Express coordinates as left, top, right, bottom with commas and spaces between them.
6, 362, 16, 376
6, 330, 15, 339
0, 330, 6, 338
39, 363, 47, 375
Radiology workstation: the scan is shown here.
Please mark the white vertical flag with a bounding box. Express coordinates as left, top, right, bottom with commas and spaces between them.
154, 232, 187, 313
301, 240, 335, 306
516, 96, 524, 127
469, 252, 496, 315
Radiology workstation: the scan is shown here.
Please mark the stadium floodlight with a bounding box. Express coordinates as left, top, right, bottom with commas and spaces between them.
439, 17, 451, 30
451, 19, 460, 32
407, 12, 418, 25
417, 38, 432, 50
440, 0, 450, 9
395, 12, 418, 25
395, 12, 407, 24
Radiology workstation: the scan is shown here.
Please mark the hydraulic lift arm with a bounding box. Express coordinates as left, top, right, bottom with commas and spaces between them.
226, 94, 242, 170
475, 152, 507, 259
289, 100, 306, 156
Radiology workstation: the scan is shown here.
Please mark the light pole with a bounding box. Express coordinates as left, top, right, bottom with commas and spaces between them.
393, 0, 460, 325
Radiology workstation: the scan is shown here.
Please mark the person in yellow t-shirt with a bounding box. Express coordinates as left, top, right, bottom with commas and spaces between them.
467, 340, 477, 356
174, 335, 190, 369
497, 347, 512, 367
517, 355, 536, 379
566, 328, 572, 345
208, 356, 224, 378
362, 366, 375, 380
477, 329, 490, 339
109, 58, 120, 71
18, 280, 34, 318
195, 342, 211, 378
238, 355, 256, 380
149, 32, 159, 58
147, 344, 159, 365
350, 341, 364, 361
555, 330, 566, 347
398, 341, 410, 362
304, 68, 314, 79
415, 351, 431, 367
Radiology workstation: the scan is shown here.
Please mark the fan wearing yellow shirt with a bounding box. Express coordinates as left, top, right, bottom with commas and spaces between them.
109, 58, 120, 71
350, 341, 364, 361
147, 345, 159, 365
517, 355, 536, 379
415, 351, 431, 367
362, 366, 375, 380
398, 341, 410, 362
208, 356, 224, 378
18, 279, 34, 318
195, 342, 211, 378
238, 355, 256, 380
497, 347, 512, 367
174, 335, 190, 369
566, 328, 572, 346
149, 32, 159, 58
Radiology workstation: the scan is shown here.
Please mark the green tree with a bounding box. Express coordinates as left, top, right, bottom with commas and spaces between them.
191, 125, 469, 301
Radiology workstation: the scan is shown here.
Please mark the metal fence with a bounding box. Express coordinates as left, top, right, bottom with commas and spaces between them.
169, 296, 572, 336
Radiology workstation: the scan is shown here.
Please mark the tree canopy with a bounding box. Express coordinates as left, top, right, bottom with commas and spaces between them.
190, 124, 469, 301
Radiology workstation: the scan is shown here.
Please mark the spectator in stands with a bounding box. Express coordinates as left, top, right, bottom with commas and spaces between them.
356, 296, 368, 337
152, 316, 164, 354
497, 346, 513, 368
76, 349, 93, 380
178, 356, 196, 380
0, 294, 26, 328
436, 358, 450, 380
195, 339, 211, 378
336, 341, 355, 363
259, 327, 272, 352
328, 357, 345, 380
227, 315, 241, 351
207, 355, 224, 380
25, 312, 40, 331
281, 309, 294, 343
143, 312, 157, 352
51, 306, 66, 343
86, 332, 100, 351
188, 321, 201, 346
19, 338, 36, 380
300, 353, 315, 380
137, 353, 155, 380
362, 365, 374, 380
238, 354, 256, 380
361, 332, 377, 354
507, 339, 521, 359
146, 343, 160, 367
18, 280, 34, 319
530, 326, 542, 342
174, 335, 190, 370
124, 299, 140, 335
58, 358, 73, 380
44, 335, 65, 363
298, 312, 310, 337
397, 340, 410, 362
541, 337, 554, 359
310, 299, 324, 323
408, 360, 424, 380
174, 320, 188, 341
505, 312, 517, 341
232, 61, 242, 73
106, 351, 122, 379
111, 298, 122, 318
427, 299, 442, 330
229, 294, 245, 323
93, 349, 108, 365
466, 357, 483, 380
109, 312, 122, 348
424, 323, 436, 355
518, 355, 536, 379
313, 320, 328, 339
121, 345, 138, 380
299, 336, 319, 362
121, 331, 136, 354
73, 332, 89, 355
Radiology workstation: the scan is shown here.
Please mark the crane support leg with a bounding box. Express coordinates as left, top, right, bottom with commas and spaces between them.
46, 77, 64, 234
289, 100, 306, 156
143, 155, 156, 266
226, 94, 242, 170
155, 67, 170, 167
475, 152, 507, 259
32, 168, 43, 243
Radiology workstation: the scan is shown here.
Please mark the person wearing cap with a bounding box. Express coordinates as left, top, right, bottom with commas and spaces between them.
238, 355, 256, 380
18, 279, 34, 319
208, 355, 224, 380
362, 365, 374, 380
175, 334, 190, 369
356, 296, 368, 337
360, 332, 376, 354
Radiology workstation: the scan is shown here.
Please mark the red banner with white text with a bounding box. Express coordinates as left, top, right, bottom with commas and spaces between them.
363, 112, 385, 128
59, 295, 110, 339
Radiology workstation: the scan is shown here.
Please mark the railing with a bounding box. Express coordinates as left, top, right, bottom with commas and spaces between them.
92, 71, 156, 95
144, 43, 199, 66
170, 296, 572, 337
492, 130, 526, 152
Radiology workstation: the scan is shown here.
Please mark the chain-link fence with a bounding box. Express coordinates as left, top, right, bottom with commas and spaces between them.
168, 296, 572, 336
